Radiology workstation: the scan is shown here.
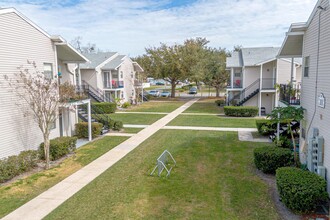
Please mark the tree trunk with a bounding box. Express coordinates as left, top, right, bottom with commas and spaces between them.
171, 82, 176, 98
215, 87, 220, 97
288, 123, 298, 166
43, 133, 50, 169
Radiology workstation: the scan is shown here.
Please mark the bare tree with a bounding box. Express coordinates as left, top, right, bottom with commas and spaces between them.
71, 36, 100, 53
4, 61, 61, 169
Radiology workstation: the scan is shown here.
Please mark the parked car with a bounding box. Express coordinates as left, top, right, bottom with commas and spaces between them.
156, 81, 165, 85
160, 91, 171, 97
148, 90, 160, 97
188, 87, 198, 94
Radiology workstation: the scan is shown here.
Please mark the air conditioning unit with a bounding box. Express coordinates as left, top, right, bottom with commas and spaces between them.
307, 127, 325, 178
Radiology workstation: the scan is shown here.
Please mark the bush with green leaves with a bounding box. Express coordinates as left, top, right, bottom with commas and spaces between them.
75, 122, 103, 138
121, 102, 131, 108
254, 146, 293, 174
113, 120, 123, 131
0, 150, 39, 183
215, 99, 225, 106
39, 136, 77, 161
97, 116, 115, 130
276, 167, 328, 212
224, 106, 259, 117
92, 102, 116, 114
256, 119, 274, 135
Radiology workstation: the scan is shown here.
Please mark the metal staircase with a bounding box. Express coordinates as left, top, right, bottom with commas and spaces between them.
228, 79, 260, 106
77, 104, 113, 134
269, 120, 300, 141
79, 80, 113, 103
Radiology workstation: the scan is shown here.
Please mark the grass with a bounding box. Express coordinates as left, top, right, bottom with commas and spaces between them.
168, 115, 257, 128
122, 127, 144, 133
46, 130, 278, 219
109, 113, 165, 125
0, 136, 128, 218
123, 101, 185, 113
184, 98, 224, 114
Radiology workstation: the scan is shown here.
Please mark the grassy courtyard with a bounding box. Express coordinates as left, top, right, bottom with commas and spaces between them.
183, 98, 224, 114
109, 113, 165, 125
122, 101, 185, 113
0, 136, 129, 218
168, 115, 257, 128
46, 130, 277, 219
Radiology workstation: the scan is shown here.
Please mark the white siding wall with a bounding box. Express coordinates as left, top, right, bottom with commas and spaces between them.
120, 57, 136, 102
0, 12, 60, 158
244, 67, 259, 87
300, 0, 330, 193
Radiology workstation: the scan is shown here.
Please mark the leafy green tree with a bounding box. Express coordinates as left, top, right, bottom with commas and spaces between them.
203, 48, 229, 97
268, 106, 304, 165
141, 43, 187, 97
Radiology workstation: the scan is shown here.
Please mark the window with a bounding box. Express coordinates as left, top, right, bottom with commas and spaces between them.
303, 56, 310, 77
43, 63, 53, 80
234, 72, 241, 77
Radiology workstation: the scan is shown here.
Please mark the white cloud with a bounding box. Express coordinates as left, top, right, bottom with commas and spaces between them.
1, 0, 316, 56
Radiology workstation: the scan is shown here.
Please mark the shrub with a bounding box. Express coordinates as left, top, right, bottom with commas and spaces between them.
121, 102, 131, 108
256, 119, 274, 135
215, 100, 225, 106
113, 121, 123, 131
97, 116, 115, 130
254, 146, 293, 174
92, 102, 116, 114
276, 167, 328, 212
224, 106, 259, 117
0, 150, 39, 183
39, 136, 77, 161
75, 122, 103, 138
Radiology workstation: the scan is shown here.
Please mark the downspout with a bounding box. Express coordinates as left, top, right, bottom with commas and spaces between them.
259, 64, 263, 116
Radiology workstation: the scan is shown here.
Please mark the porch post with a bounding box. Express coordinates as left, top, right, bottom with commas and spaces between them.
231, 68, 234, 88
290, 58, 294, 85
87, 100, 92, 141
78, 64, 82, 86
259, 64, 263, 116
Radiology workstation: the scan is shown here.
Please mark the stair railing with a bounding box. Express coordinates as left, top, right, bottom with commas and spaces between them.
228, 78, 260, 105
81, 80, 114, 103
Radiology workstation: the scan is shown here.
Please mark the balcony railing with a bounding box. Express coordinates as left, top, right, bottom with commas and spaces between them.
104, 80, 124, 89
279, 83, 301, 105
226, 78, 243, 88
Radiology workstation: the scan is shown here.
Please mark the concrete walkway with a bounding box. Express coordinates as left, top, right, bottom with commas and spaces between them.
238, 131, 271, 143
3, 99, 199, 220
105, 133, 135, 137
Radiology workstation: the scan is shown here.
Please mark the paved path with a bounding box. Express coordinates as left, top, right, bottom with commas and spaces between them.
105, 133, 135, 137
3, 99, 199, 220
238, 131, 271, 143
124, 124, 149, 128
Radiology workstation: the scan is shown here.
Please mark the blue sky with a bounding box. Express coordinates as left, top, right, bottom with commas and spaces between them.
0, 0, 316, 56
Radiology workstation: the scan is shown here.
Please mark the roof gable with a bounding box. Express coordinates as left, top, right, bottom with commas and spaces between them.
80, 52, 118, 69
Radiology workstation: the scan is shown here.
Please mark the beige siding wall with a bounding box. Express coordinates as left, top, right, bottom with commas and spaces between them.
277, 59, 292, 84
300, 0, 330, 193
243, 95, 258, 107
244, 67, 259, 87
0, 12, 60, 158
81, 69, 98, 89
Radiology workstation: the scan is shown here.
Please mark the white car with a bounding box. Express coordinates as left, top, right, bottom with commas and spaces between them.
148, 90, 160, 97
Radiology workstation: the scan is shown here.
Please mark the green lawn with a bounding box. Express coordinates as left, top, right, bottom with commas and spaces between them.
122, 127, 144, 133
46, 130, 278, 219
0, 136, 129, 218
184, 98, 224, 114
109, 113, 165, 125
123, 101, 185, 113
168, 115, 257, 128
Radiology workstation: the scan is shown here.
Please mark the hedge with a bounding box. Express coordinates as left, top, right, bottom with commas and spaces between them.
92, 102, 116, 114
276, 167, 328, 212
254, 146, 293, 174
97, 116, 115, 130
0, 150, 39, 183
113, 121, 123, 131
256, 119, 274, 135
39, 136, 77, 161
215, 100, 225, 107
75, 122, 103, 138
224, 106, 259, 117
